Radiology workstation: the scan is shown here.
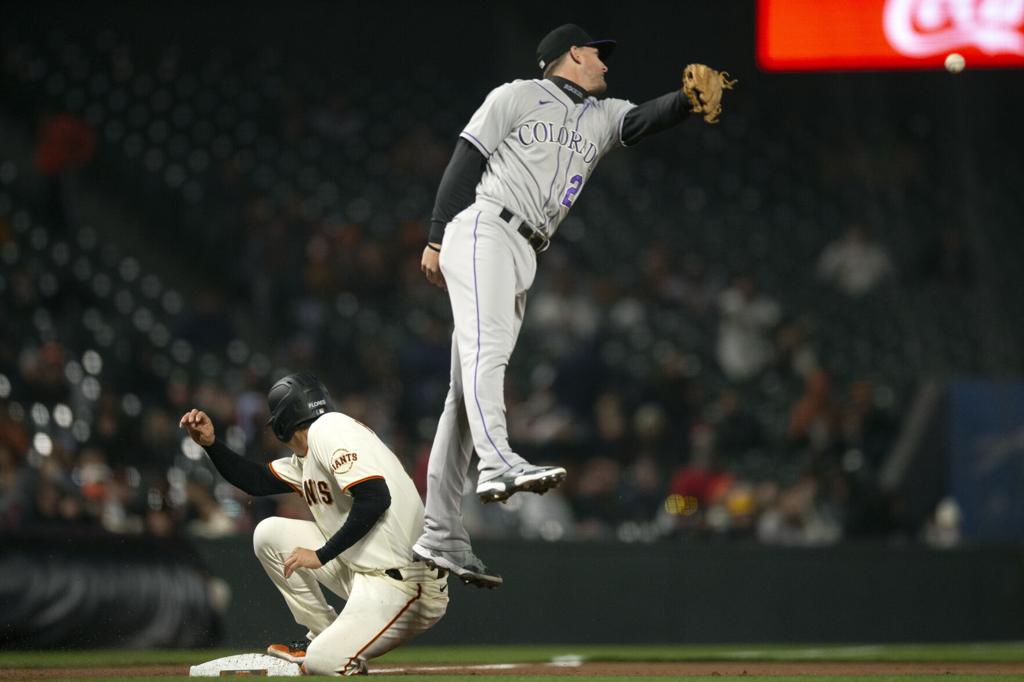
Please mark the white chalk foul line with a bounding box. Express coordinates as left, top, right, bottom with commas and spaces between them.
720, 645, 887, 660
549, 654, 585, 667
371, 655, 586, 674
372, 663, 521, 674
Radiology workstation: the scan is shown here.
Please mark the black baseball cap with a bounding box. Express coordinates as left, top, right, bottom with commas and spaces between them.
536, 24, 616, 71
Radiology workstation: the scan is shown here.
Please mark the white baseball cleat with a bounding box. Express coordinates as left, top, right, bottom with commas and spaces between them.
476, 464, 567, 504
411, 543, 503, 588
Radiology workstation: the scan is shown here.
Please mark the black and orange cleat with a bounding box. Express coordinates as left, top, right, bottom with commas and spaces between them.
266, 638, 310, 664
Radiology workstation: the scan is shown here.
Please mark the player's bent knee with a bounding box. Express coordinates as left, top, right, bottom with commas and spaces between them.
303, 641, 354, 676
300, 652, 331, 676
252, 516, 289, 556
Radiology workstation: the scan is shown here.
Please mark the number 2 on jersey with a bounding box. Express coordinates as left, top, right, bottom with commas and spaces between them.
561, 174, 583, 208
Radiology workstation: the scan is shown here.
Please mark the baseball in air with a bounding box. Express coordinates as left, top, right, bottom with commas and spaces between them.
944, 53, 965, 74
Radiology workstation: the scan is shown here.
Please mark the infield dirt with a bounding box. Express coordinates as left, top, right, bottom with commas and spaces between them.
3, 660, 1024, 678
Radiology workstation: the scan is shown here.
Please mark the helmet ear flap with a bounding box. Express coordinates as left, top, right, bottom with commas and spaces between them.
271, 411, 291, 442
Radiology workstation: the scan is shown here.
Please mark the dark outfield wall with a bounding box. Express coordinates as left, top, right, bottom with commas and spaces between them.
0, 531, 221, 649
193, 539, 1024, 646
3, 535, 1022, 648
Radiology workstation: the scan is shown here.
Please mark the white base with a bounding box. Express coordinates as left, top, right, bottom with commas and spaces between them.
189, 653, 301, 677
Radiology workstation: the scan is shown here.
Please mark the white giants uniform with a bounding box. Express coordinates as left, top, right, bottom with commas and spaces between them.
419, 79, 635, 552
254, 412, 447, 675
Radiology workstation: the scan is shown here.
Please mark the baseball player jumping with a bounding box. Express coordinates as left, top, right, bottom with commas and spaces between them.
180, 374, 448, 676
415, 24, 735, 587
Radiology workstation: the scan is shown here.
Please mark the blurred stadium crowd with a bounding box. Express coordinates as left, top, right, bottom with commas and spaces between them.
1, 19, 1020, 547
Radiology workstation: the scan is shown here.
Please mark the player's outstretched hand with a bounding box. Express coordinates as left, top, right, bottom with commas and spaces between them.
284, 547, 322, 578
421, 244, 447, 291
179, 408, 215, 447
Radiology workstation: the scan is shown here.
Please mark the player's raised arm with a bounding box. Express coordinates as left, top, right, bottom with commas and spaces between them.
618, 64, 736, 147
179, 408, 294, 496
619, 90, 690, 146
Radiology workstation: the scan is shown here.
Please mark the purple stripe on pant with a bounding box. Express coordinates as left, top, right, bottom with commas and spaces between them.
471, 211, 512, 470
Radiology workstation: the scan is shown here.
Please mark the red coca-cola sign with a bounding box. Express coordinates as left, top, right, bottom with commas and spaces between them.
758, 0, 1024, 71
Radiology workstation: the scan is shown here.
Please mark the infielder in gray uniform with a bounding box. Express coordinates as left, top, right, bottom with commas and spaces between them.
415, 24, 735, 587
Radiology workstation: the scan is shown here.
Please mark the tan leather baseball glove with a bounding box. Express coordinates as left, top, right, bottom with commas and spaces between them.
682, 64, 737, 124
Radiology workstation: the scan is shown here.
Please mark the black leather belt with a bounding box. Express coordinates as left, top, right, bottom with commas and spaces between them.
386, 567, 448, 580
499, 207, 549, 253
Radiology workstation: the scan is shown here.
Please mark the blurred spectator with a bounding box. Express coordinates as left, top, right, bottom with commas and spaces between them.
632, 402, 669, 460
835, 380, 898, 537
620, 456, 665, 522
716, 274, 781, 382
0, 404, 31, 455
528, 259, 601, 356
514, 491, 576, 542
712, 390, 766, 463
99, 468, 144, 534
571, 456, 622, 537
143, 483, 181, 537
816, 223, 894, 297
787, 369, 839, 454
33, 113, 95, 235
756, 475, 841, 546
642, 246, 721, 317
675, 254, 720, 318
139, 408, 183, 467
593, 391, 629, 455
19, 342, 69, 404
922, 497, 962, 548
773, 317, 820, 383
186, 480, 236, 538
840, 380, 897, 469
638, 246, 720, 315
0, 445, 31, 529
667, 423, 735, 534
34, 113, 96, 176
510, 384, 577, 448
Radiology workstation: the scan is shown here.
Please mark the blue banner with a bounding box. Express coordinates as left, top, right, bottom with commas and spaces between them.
947, 381, 1024, 542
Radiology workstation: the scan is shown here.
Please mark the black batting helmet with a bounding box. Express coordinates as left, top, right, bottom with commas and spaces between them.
266, 373, 334, 442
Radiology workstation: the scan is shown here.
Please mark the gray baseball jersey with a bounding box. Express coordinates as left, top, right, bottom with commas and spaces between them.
459, 79, 636, 238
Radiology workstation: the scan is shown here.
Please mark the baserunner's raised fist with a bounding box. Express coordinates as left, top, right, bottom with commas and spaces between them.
179, 408, 215, 447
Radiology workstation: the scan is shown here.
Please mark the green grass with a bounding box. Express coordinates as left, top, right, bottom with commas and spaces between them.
1, 643, 1022, 681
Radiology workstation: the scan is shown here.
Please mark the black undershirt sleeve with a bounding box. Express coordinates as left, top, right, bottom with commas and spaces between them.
620, 90, 691, 147
428, 138, 487, 244
203, 439, 294, 497
315, 477, 391, 565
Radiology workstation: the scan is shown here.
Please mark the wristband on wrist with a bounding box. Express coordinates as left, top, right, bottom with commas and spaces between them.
426, 243, 441, 253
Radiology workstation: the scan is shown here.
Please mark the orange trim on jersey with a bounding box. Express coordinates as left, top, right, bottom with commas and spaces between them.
341, 475, 384, 492
348, 584, 422, 668
267, 461, 302, 495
